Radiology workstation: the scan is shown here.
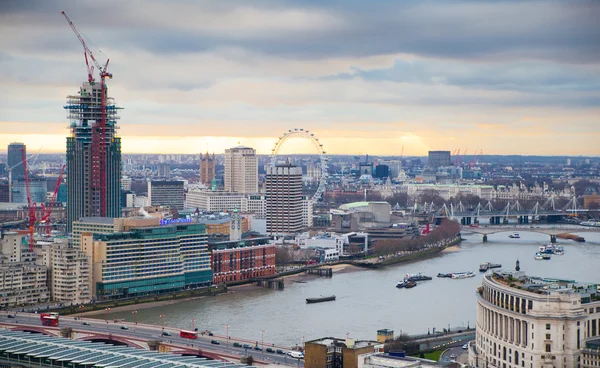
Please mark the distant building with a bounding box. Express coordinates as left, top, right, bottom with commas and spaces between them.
374, 165, 389, 179
304, 337, 383, 368
0, 232, 49, 308
359, 162, 374, 177
148, 180, 184, 210
0, 181, 9, 203
156, 163, 171, 178
210, 237, 276, 284
224, 146, 258, 193
266, 164, 303, 235
200, 151, 216, 186
427, 150, 451, 169
7, 142, 25, 185
11, 177, 46, 204
185, 190, 270, 219
121, 176, 132, 191
80, 217, 212, 300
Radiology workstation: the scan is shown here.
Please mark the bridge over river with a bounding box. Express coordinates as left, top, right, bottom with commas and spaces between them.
460, 225, 600, 242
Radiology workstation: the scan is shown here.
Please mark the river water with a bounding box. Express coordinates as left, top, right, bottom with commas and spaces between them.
102, 230, 600, 346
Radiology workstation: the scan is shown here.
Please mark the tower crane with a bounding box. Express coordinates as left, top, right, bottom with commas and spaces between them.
21, 148, 36, 251
61, 11, 112, 216
40, 165, 66, 235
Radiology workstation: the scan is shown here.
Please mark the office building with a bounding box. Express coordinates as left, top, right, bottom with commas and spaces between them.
156, 163, 171, 178
80, 217, 212, 300
224, 146, 258, 193
303, 196, 314, 228
65, 81, 122, 232
148, 180, 184, 210
186, 190, 268, 218
0, 182, 8, 203
121, 176, 132, 191
210, 237, 276, 284
266, 164, 303, 235
0, 232, 49, 308
7, 142, 26, 179
359, 162, 374, 177
374, 164, 389, 179
200, 151, 215, 186
469, 270, 600, 368
10, 177, 46, 204
427, 150, 451, 169
305, 337, 382, 368
194, 212, 250, 237
35, 237, 91, 304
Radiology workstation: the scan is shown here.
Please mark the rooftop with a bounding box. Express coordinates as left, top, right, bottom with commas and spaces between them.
76, 217, 116, 225
306, 337, 380, 349
0, 330, 252, 368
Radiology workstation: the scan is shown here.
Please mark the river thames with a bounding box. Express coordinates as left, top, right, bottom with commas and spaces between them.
102, 230, 600, 346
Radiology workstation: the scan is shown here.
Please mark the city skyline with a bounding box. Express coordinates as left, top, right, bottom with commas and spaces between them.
1, 1, 599, 156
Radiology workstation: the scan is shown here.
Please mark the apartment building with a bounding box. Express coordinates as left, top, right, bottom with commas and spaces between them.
266, 164, 303, 235
0, 232, 48, 308
224, 146, 258, 193
148, 180, 184, 210
210, 237, 276, 284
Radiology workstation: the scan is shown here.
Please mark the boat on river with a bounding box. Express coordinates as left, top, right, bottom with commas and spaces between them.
396, 280, 406, 288
542, 253, 551, 260
405, 272, 432, 281
451, 271, 475, 279
437, 273, 452, 278
306, 295, 336, 304
508, 233, 520, 239
479, 262, 502, 272
404, 280, 417, 288
534, 252, 543, 260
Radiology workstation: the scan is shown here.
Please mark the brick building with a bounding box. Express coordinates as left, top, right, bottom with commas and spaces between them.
210, 237, 276, 284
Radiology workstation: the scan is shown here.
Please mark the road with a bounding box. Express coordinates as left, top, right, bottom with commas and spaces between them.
440, 342, 469, 365
0, 312, 304, 367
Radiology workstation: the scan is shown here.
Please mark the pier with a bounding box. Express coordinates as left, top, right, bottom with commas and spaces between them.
305, 267, 333, 277
255, 278, 285, 290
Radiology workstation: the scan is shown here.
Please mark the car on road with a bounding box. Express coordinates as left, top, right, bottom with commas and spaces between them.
276, 349, 285, 355
210, 340, 220, 345
243, 344, 252, 349
463, 344, 468, 350
266, 348, 275, 353
120, 326, 129, 330
207, 332, 213, 336
233, 342, 241, 348
449, 354, 456, 361
7, 315, 14, 319
254, 346, 262, 351
162, 331, 171, 336
82, 321, 90, 326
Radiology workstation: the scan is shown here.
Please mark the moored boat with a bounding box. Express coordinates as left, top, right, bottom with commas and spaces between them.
534, 252, 543, 260
306, 295, 336, 304
396, 280, 406, 288
405, 272, 433, 281
508, 233, 520, 239
479, 262, 502, 272
451, 271, 475, 279
542, 253, 551, 260
437, 273, 452, 278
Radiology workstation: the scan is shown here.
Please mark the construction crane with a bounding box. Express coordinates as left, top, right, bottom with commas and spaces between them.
21, 148, 36, 251
61, 11, 112, 216
40, 165, 66, 235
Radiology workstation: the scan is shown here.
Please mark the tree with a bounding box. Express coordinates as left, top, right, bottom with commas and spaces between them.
384, 333, 419, 355
418, 190, 445, 207
275, 246, 292, 265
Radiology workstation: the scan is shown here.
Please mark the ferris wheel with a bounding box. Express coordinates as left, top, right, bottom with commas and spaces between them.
270, 128, 329, 203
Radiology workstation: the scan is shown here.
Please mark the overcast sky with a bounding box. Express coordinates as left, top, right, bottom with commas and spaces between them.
1, 0, 599, 156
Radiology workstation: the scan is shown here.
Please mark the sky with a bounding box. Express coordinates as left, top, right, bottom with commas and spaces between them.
1, 0, 599, 156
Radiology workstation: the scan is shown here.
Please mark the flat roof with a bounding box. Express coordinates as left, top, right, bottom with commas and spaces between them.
0, 330, 252, 368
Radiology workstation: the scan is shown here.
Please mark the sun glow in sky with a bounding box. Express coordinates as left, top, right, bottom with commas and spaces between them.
1, 1, 599, 156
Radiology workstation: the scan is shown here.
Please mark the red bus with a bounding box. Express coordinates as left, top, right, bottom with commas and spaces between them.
180, 330, 198, 339
41, 316, 59, 327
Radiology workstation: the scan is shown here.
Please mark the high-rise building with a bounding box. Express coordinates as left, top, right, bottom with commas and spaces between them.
148, 180, 184, 210
266, 164, 303, 235
65, 81, 122, 232
11, 177, 47, 204
428, 150, 451, 169
200, 151, 215, 186
7, 142, 25, 183
156, 163, 171, 178
224, 146, 258, 193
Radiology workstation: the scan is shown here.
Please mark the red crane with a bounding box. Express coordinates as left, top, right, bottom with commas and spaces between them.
21, 148, 36, 251
40, 165, 66, 235
61, 11, 112, 216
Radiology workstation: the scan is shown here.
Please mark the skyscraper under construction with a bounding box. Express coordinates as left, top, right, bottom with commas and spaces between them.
64, 81, 122, 232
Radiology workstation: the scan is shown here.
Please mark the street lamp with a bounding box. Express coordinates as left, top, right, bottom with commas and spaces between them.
160, 314, 165, 332
104, 307, 110, 328
132, 310, 137, 331
225, 324, 230, 347
79, 305, 84, 321
260, 330, 265, 355
192, 318, 196, 331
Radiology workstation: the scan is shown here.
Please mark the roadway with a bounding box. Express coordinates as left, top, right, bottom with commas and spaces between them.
0, 312, 304, 367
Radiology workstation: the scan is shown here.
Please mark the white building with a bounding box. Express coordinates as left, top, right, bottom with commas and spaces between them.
224, 146, 258, 193
470, 270, 600, 368
0, 232, 49, 308
296, 233, 345, 255
403, 183, 495, 201
35, 237, 91, 304
121, 176, 132, 191
185, 189, 244, 212
266, 165, 303, 235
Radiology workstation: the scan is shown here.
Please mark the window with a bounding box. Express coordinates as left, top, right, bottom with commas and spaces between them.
546, 324, 551, 330
546, 334, 551, 340
546, 344, 551, 352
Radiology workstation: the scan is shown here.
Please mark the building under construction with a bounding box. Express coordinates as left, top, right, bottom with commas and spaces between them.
65, 81, 122, 232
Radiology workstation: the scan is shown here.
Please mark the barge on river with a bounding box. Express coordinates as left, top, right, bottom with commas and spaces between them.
306, 295, 336, 304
